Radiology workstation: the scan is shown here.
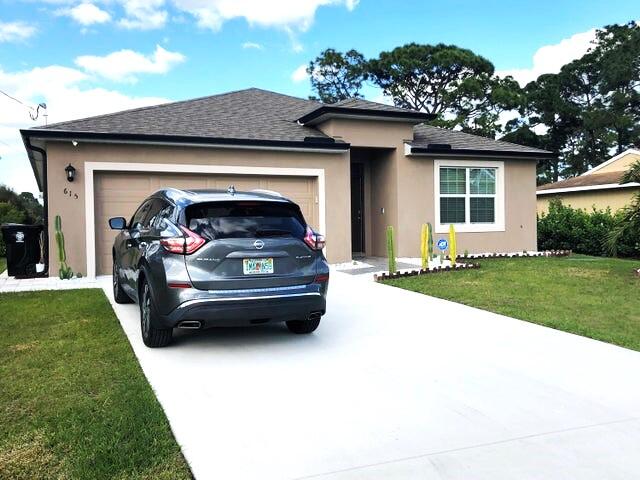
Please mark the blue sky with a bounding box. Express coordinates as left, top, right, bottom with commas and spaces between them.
1, 0, 638, 194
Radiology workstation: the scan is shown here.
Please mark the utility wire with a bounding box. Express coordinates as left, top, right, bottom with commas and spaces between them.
0, 88, 35, 110
0, 88, 47, 122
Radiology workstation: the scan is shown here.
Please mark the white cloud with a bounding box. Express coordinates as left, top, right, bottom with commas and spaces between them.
291, 64, 309, 83
118, 0, 168, 30
0, 63, 169, 194
75, 45, 185, 83
65, 3, 111, 25
241, 41, 263, 50
497, 28, 596, 86
171, 0, 358, 32
0, 20, 37, 43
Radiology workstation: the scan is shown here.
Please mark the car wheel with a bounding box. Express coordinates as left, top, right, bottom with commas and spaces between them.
286, 317, 321, 334
140, 280, 172, 348
113, 262, 132, 304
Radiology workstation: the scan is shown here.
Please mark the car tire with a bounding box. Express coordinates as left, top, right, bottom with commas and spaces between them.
139, 279, 172, 348
113, 262, 132, 304
286, 317, 321, 334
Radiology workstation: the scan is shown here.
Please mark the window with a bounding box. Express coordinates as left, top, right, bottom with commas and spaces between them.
129, 200, 152, 230
435, 160, 504, 233
186, 201, 306, 241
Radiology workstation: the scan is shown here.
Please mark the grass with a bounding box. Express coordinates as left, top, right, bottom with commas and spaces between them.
386, 255, 640, 351
0, 257, 5, 274
0, 289, 192, 480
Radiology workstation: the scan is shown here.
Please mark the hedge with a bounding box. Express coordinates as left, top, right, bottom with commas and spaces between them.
538, 199, 640, 257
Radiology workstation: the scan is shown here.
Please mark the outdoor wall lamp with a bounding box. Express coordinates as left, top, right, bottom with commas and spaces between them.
65, 163, 76, 182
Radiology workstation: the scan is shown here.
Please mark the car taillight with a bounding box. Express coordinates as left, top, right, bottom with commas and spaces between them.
160, 226, 206, 254
314, 273, 329, 283
304, 226, 325, 251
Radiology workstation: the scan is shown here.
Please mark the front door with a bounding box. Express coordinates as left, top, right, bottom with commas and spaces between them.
350, 163, 365, 255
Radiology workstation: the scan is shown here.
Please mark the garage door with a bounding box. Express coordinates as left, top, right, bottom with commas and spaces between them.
94, 171, 319, 275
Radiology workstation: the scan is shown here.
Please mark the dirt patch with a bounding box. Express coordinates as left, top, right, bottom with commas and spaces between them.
566, 267, 607, 279
7, 341, 39, 353
0, 431, 67, 480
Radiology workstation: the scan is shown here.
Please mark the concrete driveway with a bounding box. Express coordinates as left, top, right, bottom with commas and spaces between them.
101, 271, 640, 480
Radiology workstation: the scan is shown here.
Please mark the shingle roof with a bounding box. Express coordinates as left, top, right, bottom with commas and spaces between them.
41, 88, 328, 143
537, 171, 628, 191
410, 124, 553, 157
331, 98, 421, 114
26, 87, 551, 157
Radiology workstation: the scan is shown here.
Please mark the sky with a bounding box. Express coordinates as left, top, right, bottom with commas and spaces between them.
0, 0, 638, 195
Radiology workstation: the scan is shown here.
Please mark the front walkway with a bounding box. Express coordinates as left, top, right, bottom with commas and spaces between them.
0, 271, 100, 293
100, 271, 640, 480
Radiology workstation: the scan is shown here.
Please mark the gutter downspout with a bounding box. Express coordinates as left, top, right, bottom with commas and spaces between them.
24, 137, 49, 276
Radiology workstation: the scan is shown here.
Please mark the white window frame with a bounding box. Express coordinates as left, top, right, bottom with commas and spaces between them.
434, 159, 505, 233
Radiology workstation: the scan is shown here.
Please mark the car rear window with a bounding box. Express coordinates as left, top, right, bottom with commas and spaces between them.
186, 201, 306, 240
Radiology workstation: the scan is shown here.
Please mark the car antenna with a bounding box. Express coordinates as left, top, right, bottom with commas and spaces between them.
227, 185, 236, 195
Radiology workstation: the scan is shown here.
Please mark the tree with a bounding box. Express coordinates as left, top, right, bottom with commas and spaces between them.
590, 21, 640, 153
439, 75, 523, 138
0, 186, 42, 224
307, 48, 367, 103
367, 43, 521, 137
506, 22, 640, 182
606, 160, 640, 257
0, 202, 27, 256
368, 43, 493, 113
18, 192, 44, 224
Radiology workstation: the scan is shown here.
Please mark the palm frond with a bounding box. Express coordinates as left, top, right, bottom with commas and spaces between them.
620, 160, 640, 184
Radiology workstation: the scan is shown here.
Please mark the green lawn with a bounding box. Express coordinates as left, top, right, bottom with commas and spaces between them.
0, 257, 5, 274
0, 289, 192, 480
386, 255, 640, 351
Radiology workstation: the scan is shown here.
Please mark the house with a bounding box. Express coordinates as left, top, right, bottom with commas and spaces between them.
21, 88, 552, 278
537, 149, 640, 215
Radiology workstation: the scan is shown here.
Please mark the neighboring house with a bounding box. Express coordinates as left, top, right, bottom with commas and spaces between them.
537, 149, 640, 215
21, 88, 552, 278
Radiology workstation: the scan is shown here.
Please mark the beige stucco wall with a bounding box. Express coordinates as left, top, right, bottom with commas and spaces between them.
594, 152, 640, 174
318, 118, 412, 256
404, 157, 538, 256
44, 118, 539, 275
317, 118, 538, 256
537, 188, 639, 215
46, 141, 351, 276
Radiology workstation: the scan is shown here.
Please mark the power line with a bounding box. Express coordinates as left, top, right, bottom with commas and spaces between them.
0, 88, 47, 123
0, 88, 34, 110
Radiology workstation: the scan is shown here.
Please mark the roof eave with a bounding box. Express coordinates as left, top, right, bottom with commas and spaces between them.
21, 129, 351, 152
20, 130, 45, 192
407, 144, 555, 159
537, 182, 640, 195
298, 106, 434, 125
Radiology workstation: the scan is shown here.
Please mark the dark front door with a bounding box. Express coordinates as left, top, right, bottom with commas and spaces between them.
350, 163, 365, 254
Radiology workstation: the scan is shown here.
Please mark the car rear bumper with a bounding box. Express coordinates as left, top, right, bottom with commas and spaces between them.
159, 284, 327, 328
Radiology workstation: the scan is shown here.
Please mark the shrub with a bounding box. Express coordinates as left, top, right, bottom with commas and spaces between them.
0, 202, 27, 256
538, 199, 640, 257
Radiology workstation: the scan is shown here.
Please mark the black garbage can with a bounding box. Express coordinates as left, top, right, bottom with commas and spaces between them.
1, 224, 44, 278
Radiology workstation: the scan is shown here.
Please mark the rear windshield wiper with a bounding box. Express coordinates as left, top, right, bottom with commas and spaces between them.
255, 229, 293, 237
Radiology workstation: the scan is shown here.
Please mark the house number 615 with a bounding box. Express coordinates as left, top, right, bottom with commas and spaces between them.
63, 187, 79, 200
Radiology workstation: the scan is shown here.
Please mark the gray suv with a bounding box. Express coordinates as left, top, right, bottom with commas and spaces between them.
109, 187, 329, 347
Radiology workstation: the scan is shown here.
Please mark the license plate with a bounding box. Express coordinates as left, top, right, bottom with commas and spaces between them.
243, 258, 274, 275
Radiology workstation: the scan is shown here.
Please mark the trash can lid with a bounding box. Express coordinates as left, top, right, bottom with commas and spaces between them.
1, 223, 44, 230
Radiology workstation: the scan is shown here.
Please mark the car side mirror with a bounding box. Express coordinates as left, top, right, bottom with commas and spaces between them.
109, 217, 127, 230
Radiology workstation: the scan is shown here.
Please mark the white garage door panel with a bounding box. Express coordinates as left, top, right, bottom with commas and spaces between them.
94, 171, 319, 275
